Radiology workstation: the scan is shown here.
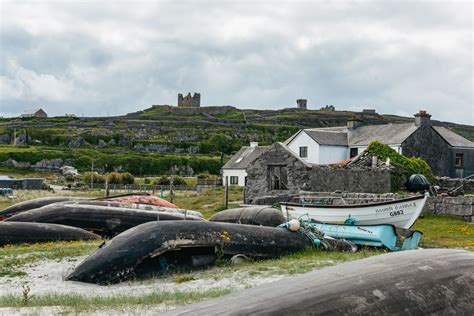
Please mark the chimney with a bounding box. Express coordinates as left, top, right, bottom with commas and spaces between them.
414, 110, 431, 126
250, 142, 258, 148
347, 115, 363, 130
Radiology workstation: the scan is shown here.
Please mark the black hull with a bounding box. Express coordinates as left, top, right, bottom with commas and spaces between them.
0, 197, 88, 219
0, 222, 100, 246
66, 221, 312, 284
163, 249, 474, 315
5, 204, 202, 237
209, 207, 285, 227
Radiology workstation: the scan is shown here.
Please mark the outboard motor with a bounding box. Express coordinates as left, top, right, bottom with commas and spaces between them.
406, 174, 431, 193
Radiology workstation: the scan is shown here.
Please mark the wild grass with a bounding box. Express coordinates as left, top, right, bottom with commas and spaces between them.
413, 214, 474, 249
0, 190, 103, 211
171, 186, 244, 218
0, 241, 102, 277
0, 288, 232, 313
194, 248, 383, 281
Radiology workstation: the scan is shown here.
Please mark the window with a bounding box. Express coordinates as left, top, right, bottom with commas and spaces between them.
350, 148, 358, 158
455, 153, 464, 168
268, 165, 288, 190
230, 176, 239, 185
299, 146, 308, 158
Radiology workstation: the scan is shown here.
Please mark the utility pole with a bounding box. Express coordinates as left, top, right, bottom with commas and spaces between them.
90, 160, 94, 190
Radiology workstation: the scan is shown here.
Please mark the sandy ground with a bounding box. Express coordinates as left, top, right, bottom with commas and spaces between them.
0, 256, 286, 315
0, 256, 284, 297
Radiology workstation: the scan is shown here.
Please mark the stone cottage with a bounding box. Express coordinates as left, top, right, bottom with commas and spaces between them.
244, 142, 393, 204
20, 108, 48, 118
285, 111, 474, 178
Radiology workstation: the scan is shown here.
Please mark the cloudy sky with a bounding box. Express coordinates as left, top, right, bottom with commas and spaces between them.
0, 0, 472, 124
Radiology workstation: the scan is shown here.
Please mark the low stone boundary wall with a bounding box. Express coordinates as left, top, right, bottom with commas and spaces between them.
424, 196, 473, 223
435, 177, 474, 192
0, 178, 44, 190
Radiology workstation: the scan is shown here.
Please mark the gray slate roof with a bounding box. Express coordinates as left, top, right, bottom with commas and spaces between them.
222, 146, 269, 169
305, 130, 348, 146
348, 123, 418, 146
287, 123, 472, 148
432, 126, 474, 148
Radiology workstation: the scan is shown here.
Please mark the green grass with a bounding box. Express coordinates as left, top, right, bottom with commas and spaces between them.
0, 288, 232, 313
0, 241, 102, 277
172, 186, 244, 218
413, 214, 474, 249
195, 247, 383, 280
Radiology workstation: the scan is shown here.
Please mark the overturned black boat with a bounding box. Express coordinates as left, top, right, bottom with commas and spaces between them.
0, 222, 100, 246
5, 204, 202, 237
60, 200, 203, 218
209, 207, 285, 227
0, 196, 89, 219
66, 221, 314, 284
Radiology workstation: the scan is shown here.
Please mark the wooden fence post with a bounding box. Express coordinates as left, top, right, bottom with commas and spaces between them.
224, 176, 229, 209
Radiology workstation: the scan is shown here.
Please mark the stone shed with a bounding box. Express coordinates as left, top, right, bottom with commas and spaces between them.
245, 142, 393, 204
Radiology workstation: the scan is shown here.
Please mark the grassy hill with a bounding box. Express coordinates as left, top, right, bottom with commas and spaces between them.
0, 105, 472, 176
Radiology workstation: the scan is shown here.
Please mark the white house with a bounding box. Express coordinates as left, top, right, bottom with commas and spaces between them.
221, 142, 268, 186
285, 117, 420, 164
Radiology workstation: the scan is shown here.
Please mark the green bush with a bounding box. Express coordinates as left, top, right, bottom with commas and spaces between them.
367, 141, 434, 191
121, 172, 135, 184
107, 172, 123, 184
156, 176, 170, 185
171, 176, 186, 186
82, 172, 106, 184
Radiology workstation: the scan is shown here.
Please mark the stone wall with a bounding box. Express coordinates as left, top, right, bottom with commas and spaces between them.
435, 177, 474, 192
245, 143, 392, 204
424, 195, 473, 222
0, 178, 44, 190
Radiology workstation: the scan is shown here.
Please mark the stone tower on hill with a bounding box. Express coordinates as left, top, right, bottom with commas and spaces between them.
178, 92, 201, 107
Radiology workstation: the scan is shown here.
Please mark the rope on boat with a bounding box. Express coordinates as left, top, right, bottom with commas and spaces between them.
279, 215, 357, 252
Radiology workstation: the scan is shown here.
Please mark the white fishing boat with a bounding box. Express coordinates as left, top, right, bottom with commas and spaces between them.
280, 193, 428, 229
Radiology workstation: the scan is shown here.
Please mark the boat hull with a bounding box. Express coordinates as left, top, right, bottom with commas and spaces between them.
66, 221, 312, 284
5, 204, 202, 237
0, 222, 100, 245
280, 194, 427, 229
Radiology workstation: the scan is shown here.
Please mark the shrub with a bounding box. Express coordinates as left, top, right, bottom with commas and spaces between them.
121, 172, 135, 184
107, 172, 123, 184
156, 176, 170, 185
82, 172, 106, 184
367, 141, 434, 191
171, 176, 186, 186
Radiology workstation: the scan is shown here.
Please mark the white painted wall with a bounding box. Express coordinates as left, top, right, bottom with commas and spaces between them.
287, 131, 320, 164
319, 145, 348, 164
222, 169, 247, 187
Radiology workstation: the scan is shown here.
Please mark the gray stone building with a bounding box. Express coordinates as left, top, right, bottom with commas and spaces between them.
20, 108, 47, 118
178, 92, 201, 107
244, 142, 393, 204
296, 99, 307, 109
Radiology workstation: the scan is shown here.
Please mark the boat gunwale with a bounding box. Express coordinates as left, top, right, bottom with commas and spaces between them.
280, 194, 426, 209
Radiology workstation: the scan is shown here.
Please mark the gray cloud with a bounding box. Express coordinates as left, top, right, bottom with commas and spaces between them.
0, 0, 472, 124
